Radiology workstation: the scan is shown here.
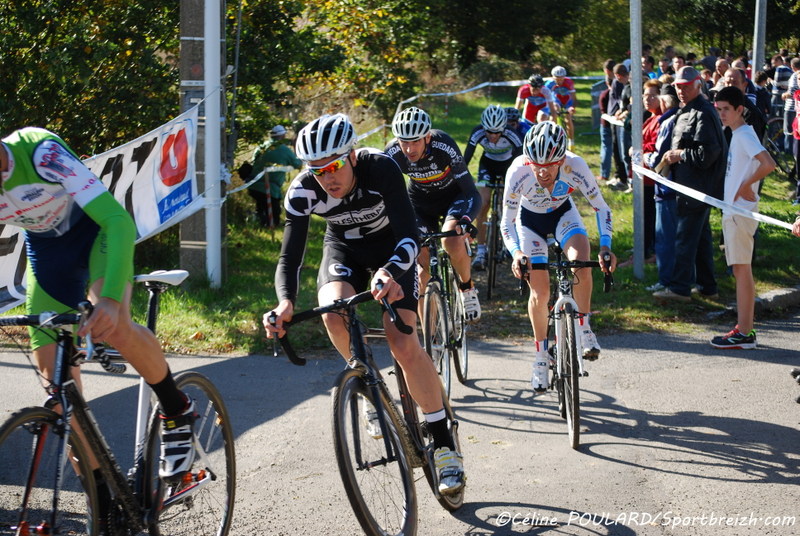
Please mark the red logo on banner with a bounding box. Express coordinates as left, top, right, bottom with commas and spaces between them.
159, 129, 189, 186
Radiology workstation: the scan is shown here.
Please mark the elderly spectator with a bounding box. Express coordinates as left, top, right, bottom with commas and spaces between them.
653, 66, 727, 302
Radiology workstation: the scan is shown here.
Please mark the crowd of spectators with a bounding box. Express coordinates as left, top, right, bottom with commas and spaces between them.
593, 43, 799, 348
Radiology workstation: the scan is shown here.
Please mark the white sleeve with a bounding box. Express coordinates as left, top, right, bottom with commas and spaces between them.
500, 157, 526, 254
33, 139, 107, 208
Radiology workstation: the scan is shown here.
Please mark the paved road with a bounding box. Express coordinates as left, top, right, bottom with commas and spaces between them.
0, 312, 798, 535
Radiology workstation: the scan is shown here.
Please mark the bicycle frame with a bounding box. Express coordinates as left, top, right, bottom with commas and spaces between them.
550, 269, 588, 378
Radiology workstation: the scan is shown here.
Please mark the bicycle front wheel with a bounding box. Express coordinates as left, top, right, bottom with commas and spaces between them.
146, 371, 236, 536
447, 265, 469, 383
561, 306, 581, 449
423, 281, 452, 397
486, 211, 499, 300
0, 406, 98, 536
332, 368, 417, 536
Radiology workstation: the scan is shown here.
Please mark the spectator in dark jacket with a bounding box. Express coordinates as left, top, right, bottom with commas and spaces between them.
653, 66, 727, 302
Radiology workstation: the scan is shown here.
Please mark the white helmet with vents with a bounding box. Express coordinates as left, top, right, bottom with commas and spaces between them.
295, 114, 356, 161
391, 107, 432, 141
524, 121, 567, 164
481, 105, 507, 133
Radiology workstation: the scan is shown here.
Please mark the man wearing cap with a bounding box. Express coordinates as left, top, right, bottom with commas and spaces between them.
653, 66, 727, 302
249, 125, 302, 227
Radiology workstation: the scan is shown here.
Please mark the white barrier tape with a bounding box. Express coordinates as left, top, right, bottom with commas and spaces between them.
632, 164, 793, 231
601, 113, 625, 127
227, 166, 294, 195
357, 124, 388, 141
397, 77, 604, 110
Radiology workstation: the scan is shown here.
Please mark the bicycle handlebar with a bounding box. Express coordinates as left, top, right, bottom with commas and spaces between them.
269, 284, 412, 366
0, 302, 127, 374
529, 258, 614, 293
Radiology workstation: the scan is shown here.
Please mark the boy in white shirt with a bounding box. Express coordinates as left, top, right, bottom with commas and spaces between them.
711, 86, 776, 349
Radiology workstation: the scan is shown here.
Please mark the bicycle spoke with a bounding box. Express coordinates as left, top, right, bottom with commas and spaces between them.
332, 369, 416, 536
146, 372, 236, 536
0, 407, 97, 536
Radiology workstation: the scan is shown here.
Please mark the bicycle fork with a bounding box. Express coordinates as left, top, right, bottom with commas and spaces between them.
552, 295, 588, 378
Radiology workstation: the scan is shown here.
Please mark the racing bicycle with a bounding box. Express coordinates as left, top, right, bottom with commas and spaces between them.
0, 270, 235, 535
420, 230, 470, 396
482, 178, 508, 300
271, 288, 464, 536
522, 244, 612, 449
763, 116, 795, 182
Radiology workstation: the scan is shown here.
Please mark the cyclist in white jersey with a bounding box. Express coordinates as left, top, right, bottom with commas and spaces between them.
501, 122, 617, 392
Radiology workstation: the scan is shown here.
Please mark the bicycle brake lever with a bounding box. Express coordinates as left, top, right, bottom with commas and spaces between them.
268, 313, 306, 366
376, 281, 413, 335
600, 252, 614, 293
518, 256, 529, 297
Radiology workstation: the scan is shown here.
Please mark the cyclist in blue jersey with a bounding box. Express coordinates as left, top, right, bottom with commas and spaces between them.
501, 122, 617, 392
463, 105, 523, 270
505, 107, 531, 139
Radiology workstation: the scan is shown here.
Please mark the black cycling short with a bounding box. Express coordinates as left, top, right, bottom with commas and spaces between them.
317, 236, 419, 313
476, 156, 513, 186
411, 187, 476, 234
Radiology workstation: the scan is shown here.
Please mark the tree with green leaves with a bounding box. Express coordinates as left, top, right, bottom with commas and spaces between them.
0, 1, 180, 154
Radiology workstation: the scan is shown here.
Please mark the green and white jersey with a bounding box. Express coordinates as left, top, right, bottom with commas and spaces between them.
1, 127, 136, 309
0, 127, 107, 236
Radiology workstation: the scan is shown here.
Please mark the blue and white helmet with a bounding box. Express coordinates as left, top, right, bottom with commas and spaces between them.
295, 114, 356, 161
524, 121, 567, 164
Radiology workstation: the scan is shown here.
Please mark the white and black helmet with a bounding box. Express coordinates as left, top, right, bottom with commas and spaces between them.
295, 113, 356, 161
392, 107, 432, 141
481, 104, 507, 133
524, 121, 567, 164
551, 65, 567, 78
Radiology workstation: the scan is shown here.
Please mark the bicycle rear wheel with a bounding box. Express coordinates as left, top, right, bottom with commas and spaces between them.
764, 118, 794, 179
0, 406, 99, 536
332, 368, 417, 536
423, 281, 452, 397
447, 264, 469, 383
145, 371, 236, 536
561, 305, 581, 449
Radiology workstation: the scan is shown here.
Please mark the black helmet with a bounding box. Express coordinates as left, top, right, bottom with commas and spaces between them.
528, 74, 544, 88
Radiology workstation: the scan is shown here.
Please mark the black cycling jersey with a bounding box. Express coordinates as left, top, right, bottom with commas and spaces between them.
384, 129, 480, 222
462, 126, 523, 166
276, 148, 419, 303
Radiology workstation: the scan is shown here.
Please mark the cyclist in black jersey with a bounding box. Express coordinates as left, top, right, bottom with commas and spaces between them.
384, 107, 482, 323
463, 104, 523, 271
263, 114, 465, 495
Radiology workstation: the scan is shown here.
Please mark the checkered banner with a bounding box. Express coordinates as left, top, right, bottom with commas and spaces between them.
0, 106, 202, 313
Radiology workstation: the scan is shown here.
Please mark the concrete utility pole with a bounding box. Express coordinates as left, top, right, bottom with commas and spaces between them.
753, 0, 767, 71
179, 0, 226, 286
630, 0, 644, 280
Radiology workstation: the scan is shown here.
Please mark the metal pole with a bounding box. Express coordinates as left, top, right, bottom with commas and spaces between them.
630, 0, 644, 279
204, 0, 222, 287
752, 0, 767, 72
